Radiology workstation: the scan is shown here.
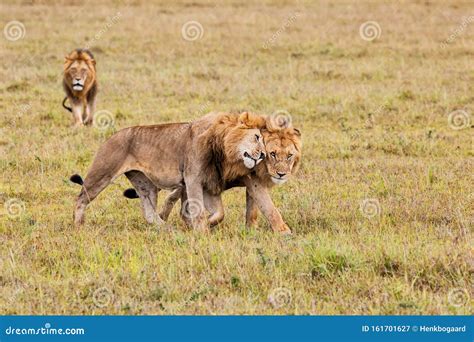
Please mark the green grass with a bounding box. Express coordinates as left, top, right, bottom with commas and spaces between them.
0, 0, 472, 314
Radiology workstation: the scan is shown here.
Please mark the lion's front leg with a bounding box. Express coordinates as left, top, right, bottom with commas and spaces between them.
71, 100, 84, 127
84, 96, 95, 126
244, 176, 291, 235
182, 177, 209, 232
245, 188, 259, 229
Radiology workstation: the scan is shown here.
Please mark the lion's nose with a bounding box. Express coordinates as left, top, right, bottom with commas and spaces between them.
277, 172, 286, 178
259, 152, 265, 160
75, 78, 81, 81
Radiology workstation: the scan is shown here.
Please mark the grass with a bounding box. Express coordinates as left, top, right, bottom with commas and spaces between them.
0, 0, 472, 315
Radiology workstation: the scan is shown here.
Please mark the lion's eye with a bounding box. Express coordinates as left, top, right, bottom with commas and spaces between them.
255, 134, 260, 142
287, 154, 293, 160
70, 68, 77, 73
270, 152, 276, 158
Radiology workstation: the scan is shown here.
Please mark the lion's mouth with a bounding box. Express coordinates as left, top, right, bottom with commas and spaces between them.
243, 152, 257, 169
271, 176, 288, 185
72, 80, 84, 91
243, 152, 265, 169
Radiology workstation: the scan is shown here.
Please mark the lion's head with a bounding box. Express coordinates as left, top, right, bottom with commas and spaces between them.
258, 120, 302, 185
200, 112, 267, 193
63, 49, 96, 93
208, 112, 266, 169
225, 112, 267, 169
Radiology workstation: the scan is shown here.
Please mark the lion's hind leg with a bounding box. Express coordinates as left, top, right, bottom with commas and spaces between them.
204, 192, 224, 227
159, 188, 182, 221
125, 170, 163, 225
73, 170, 116, 226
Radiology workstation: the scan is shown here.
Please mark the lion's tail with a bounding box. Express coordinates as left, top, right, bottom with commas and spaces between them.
62, 97, 72, 113
123, 188, 139, 199
70, 174, 84, 186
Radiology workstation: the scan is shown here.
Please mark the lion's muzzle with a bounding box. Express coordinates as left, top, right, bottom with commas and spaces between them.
72, 78, 85, 91
243, 151, 265, 169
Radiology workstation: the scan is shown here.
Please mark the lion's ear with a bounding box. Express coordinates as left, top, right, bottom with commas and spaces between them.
265, 116, 275, 131
91, 59, 96, 66
293, 128, 301, 137
261, 128, 271, 141
238, 112, 251, 126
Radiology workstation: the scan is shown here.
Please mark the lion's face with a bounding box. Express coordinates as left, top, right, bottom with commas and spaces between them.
238, 129, 266, 168
221, 112, 266, 169
66, 60, 92, 91
262, 128, 301, 185
64, 49, 96, 93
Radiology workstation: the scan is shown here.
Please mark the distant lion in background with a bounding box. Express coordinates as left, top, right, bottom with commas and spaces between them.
62, 48, 97, 127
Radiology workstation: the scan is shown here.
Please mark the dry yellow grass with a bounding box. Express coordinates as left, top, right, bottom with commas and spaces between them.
0, 0, 472, 315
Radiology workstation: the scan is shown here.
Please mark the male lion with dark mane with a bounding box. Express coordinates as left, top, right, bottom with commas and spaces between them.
62, 48, 97, 127
70, 112, 266, 231
124, 114, 302, 234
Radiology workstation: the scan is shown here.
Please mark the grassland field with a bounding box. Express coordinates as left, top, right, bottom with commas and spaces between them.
0, 0, 472, 314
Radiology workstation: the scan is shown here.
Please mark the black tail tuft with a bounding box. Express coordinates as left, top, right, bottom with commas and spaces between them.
70, 174, 84, 185
123, 188, 139, 199
62, 97, 72, 112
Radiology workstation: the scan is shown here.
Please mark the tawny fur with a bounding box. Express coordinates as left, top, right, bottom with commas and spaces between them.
63, 48, 97, 127
125, 114, 302, 234
72, 112, 266, 231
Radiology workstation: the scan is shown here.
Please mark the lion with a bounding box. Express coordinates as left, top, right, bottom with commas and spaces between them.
70, 112, 266, 231
242, 120, 302, 232
123, 115, 302, 234
62, 48, 97, 127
